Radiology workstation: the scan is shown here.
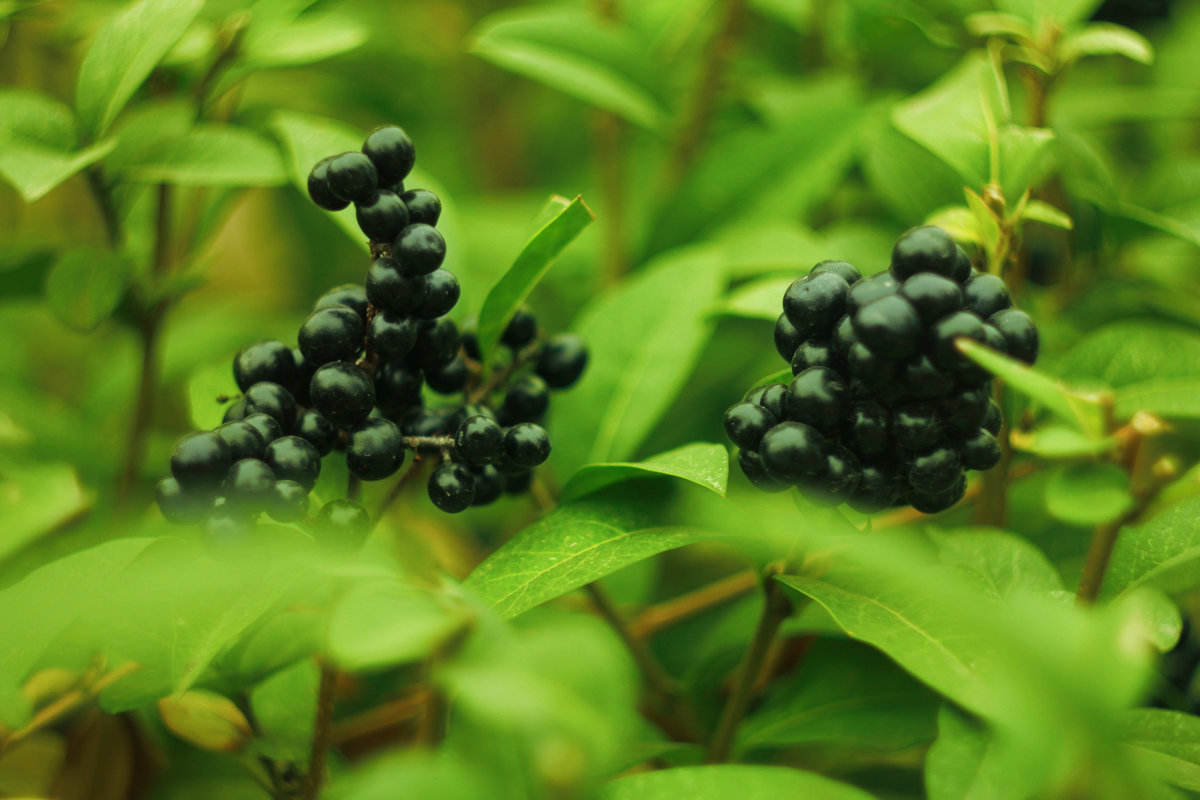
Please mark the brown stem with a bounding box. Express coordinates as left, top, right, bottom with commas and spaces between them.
347, 474, 362, 504
373, 460, 424, 527
465, 338, 542, 403
631, 570, 758, 640
585, 583, 679, 700
303, 660, 338, 800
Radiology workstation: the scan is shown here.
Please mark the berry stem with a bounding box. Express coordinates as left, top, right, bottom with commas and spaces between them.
705, 568, 792, 763
346, 474, 362, 503
303, 660, 338, 800
465, 337, 543, 403
373, 461, 424, 527
401, 435, 455, 451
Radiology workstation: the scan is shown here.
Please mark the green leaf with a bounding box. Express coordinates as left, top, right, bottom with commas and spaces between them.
1117, 203, 1200, 249
1061, 22, 1154, 65
74, 0, 205, 137
464, 486, 719, 619
738, 638, 938, 753
925, 705, 1040, 800
602, 765, 879, 800
957, 339, 1107, 437
250, 659, 317, 761
1103, 496, 1200, 599
1116, 379, 1200, 420
711, 276, 791, 321
1021, 198, 1074, 229
326, 752, 484, 800
0, 89, 116, 202
1045, 462, 1133, 527
1060, 321, 1200, 387
243, 12, 367, 68
470, 8, 670, 131
926, 205, 981, 244
929, 529, 1063, 597
561, 442, 729, 502
1010, 425, 1116, 459
995, 0, 1104, 25
964, 12, 1034, 40
861, 117, 968, 223
326, 580, 471, 671
550, 246, 725, 474
966, 188, 1002, 256
110, 124, 288, 186
997, 125, 1056, 200
0, 463, 92, 565
475, 195, 594, 361
187, 361, 239, 431
44, 247, 133, 332
1116, 588, 1182, 654
1122, 709, 1200, 792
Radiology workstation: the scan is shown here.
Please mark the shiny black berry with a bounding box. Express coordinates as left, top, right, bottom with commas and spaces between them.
989, 308, 1039, 365
983, 401, 1002, 436
362, 125, 416, 186
774, 314, 803, 362
460, 328, 482, 361
215, 420, 267, 462
961, 429, 1002, 470
810, 260, 862, 285
783, 272, 850, 339
369, 311, 418, 358
952, 246, 972, 283
456, 415, 504, 465
375, 362, 423, 412
759, 421, 825, 482
242, 412, 282, 445
307, 156, 350, 211
853, 294, 922, 359
401, 407, 446, 438
223, 398, 247, 423
310, 362, 375, 428
746, 383, 787, 422
962, 273, 1012, 318
502, 469, 534, 494
501, 375, 549, 422
900, 355, 955, 400
847, 465, 898, 514
891, 226, 958, 280
401, 189, 441, 227
805, 443, 861, 506
414, 270, 460, 318
471, 465, 504, 506
326, 152, 378, 203
299, 306, 364, 366
224, 458, 276, 510
786, 367, 847, 435
892, 402, 941, 451
425, 358, 469, 394
504, 423, 551, 468
791, 339, 834, 374
264, 435, 321, 491
900, 273, 962, 323
314, 284, 369, 321
909, 447, 963, 493
290, 347, 316, 405
942, 386, 989, 434
346, 418, 404, 480
845, 343, 897, 388
170, 432, 231, 492
355, 190, 410, 242
845, 400, 890, 457
316, 498, 370, 537
394, 224, 446, 276
366, 256, 427, 314
156, 477, 208, 523
428, 463, 476, 513
412, 318, 460, 370
296, 409, 338, 456
831, 315, 857, 363
724, 402, 777, 451
501, 309, 539, 350
738, 449, 790, 492
930, 311, 987, 374
234, 340, 296, 392
536, 334, 588, 389
846, 272, 900, 315
243, 382, 297, 433
268, 480, 310, 523
906, 473, 966, 514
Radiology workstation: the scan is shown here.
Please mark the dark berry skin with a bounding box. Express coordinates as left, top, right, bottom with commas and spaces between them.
724, 402, 777, 451
296, 409, 338, 456
853, 294, 922, 359
264, 436, 322, 491
962, 273, 1012, 318
401, 189, 441, 227
783, 272, 850, 339
446, 402, 498, 431
215, 421, 267, 462
369, 311, 418, 358
810, 260, 862, 285
501, 309, 539, 350
234, 340, 296, 392
156, 477, 208, 523
901, 355, 955, 400
989, 308, 1039, 365
394, 224, 446, 276
366, 256, 427, 315
738, 449, 790, 492
774, 314, 803, 362
846, 272, 900, 315
536, 334, 588, 389
346, 418, 405, 480
961, 429, 1002, 470
893, 403, 941, 451
290, 347, 315, 406
983, 401, 1003, 436
461, 329, 482, 361
504, 423, 552, 467
223, 398, 247, 423
501, 375, 549, 422
471, 465, 504, 506
425, 358, 469, 394
456, 415, 504, 465
846, 400, 890, 457
942, 387, 990, 434
314, 284, 369, 321
891, 226, 958, 281
952, 246, 972, 284
804, 443, 861, 507
401, 407, 447, 438
362, 125, 416, 186
900, 273, 962, 323
746, 383, 787, 422
310, 362, 376, 428
759, 421, 825, 482
831, 315, 857, 363
791, 339, 834, 374
298, 306, 364, 366
502, 469, 534, 494
375, 362, 423, 412
414, 270, 460, 318
907, 474, 966, 514
982, 323, 1008, 355
224, 458, 276, 510
317, 499, 370, 538
171, 432, 232, 492
243, 382, 297, 433
307, 156, 350, 211
268, 480, 309, 523
846, 343, 897, 388
326, 152, 378, 203
930, 311, 988, 374
242, 412, 282, 445
355, 190, 410, 242
847, 465, 898, 514
786, 367, 848, 435
909, 447, 963, 493
428, 463, 476, 513
413, 318, 460, 370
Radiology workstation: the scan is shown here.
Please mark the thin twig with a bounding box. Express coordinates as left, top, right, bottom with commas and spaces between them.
586, 583, 680, 699
373, 461, 424, 527
331, 689, 428, 745
465, 338, 542, 403
303, 660, 338, 800
631, 570, 759, 640
0, 662, 140, 753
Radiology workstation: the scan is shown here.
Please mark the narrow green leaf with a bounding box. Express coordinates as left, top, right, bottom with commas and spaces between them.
1044, 462, 1133, 527
1021, 199, 1073, 229
561, 442, 729, 502
926, 205, 981, 244
997, 125, 1056, 200
1010, 425, 1116, 459
111, 124, 288, 186
1103, 496, 1200, 599
1122, 709, 1200, 792
243, 12, 367, 68
251, 659, 317, 761
74, 0, 205, 136
964, 11, 1034, 40
966, 189, 1002, 256
1061, 22, 1154, 65
1116, 588, 1182, 654
861, 117, 967, 223
475, 195, 594, 360
1116, 379, 1200, 420
1117, 203, 1200, 249
44, 247, 133, 332
602, 765, 879, 800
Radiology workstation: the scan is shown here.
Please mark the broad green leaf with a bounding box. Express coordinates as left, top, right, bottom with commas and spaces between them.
926, 204, 980, 243
111, 124, 288, 186
1021, 198, 1074, 229
995, 0, 1104, 25
711, 276, 791, 321
551, 246, 725, 473
74, 0, 205, 137
1115, 588, 1182, 653
470, 8, 669, 131
251, 659, 317, 761
243, 12, 367, 68
158, 690, 251, 752
1045, 462, 1133, 527
44, 248, 132, 332
476, 195, 594, 361
326, 752, 484, 800
958, 339, 1107, 437
861, 117, 968, 223
1122, 709, 1200, 792
561, 442, 729, 502
1059, 321, 1200, 387
326, 580, 471, 671
0, 538, 154, 727
997, 125, 1056, 200
602, 765, 879, 800
187, 361, 239, 431
1116, 379, 1200, 420
925, 705, 1040, 800
0, 463, 92, 565
930, 529, 1063, 597
464, 486, 720, 619
1103, 496, 1200, 599
0, 89, 115, 202
738, 638, 938, 752
1061, 22, 1154, 65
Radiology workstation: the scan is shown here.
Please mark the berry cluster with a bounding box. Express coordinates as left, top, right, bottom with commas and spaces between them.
156, 125, 588, 531
724, 226, 1038, 514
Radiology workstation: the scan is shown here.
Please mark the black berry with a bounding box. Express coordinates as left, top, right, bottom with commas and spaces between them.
846, 272, 899, 315
307, 156, 350, 211
536, 334, 588, 389
394, 224, 446, 276
845, 343, 897, 388
326, 152, 378, 203
504, 422, 551, 468
810, 260, 861, 285
989, 308, 1039, 365
171, 431, 232, 492
774, 314, 802, 362
906, 473, 966, 514
414, 269, 460, 318
456, 415, 504, 465
783, 272, 849, 339
852, 294, 921, 359
156, 477, 208, 523
224, 458, 276, 510
355, 190, 410, 242
296, 409, 338, 456
759, 421, 825, 482
738, 449, 790, 492
428, 463, 476, 513
747, 383, 786, 421
401, 189, 441, 226
346, 418, 404, 480
223, 398, 247, 423
310, 362, 375, 427
845, 400, 890, 456
899, 273, 962, 323
983, 401, 1002, 435
962, 273, 1012, 318
501, 309, 539, 350
243, 382, 297, 433
366, 256, 427, 314
298, 306, 364, 366
268, 480, 310, 523
961, 429, 1002, 470
941, 387, 989, 434
900, 355, 955, 400
892, 402, 941, 451
891, 226, 957, 280
369, 311, 418, 358
374, 362, 423, 412
952, 246, 972, 283
316, 498, 370, 537
362, 125, 416, 186
314, 284, 369, 321
805, 443, 861, 506
234, 340, 296, 392
786, 367, 848, 435
412, 318, 460, 370
724, 402, 777, 451
264, 435, 322, 491
500, 375, 549, 422
425, 358, 469, 394
215, 420, 267, 462
909, 447, 963, 493
847, 465, 898, 514
401, 407, 447, 437
242, 412, 282, 445
930, 311, 987, 374
502, 469, 533, 494
791, 339, 834, 374
471, 465, 504, 506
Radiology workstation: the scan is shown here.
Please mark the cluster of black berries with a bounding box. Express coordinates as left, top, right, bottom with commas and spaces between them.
724, 226, 1039, 514
156, 125, 588, 531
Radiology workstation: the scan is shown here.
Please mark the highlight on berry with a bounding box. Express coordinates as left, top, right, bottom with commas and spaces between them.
726, 225, 1038, 515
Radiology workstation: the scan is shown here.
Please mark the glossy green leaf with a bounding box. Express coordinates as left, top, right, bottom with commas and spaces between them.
1116, 379, 1200, 420
111, 124, 288, 186
1116, 588, 1182, 653
602, 765, 879, 800
1122, 709, 1200, 792
551, 246, 725, 473
1103, 496, 1200, 599
326, 752, 484, 800
861, 117, 968, 223
997, 125, 1056, 199
243, 12, 367, 68
1060, 321, 1200, 387
0, 89, 115, 202
964, 12, 1033, 40
929, 528, 1063, 597
1045, 462, 1134, 527
561, 442, 729, 502
476, 195, 594, 361
326, 580, 471, 671
925, 705, 1040, 800
470, 7, 670, 130
74, 0, 204, 136
464, 486, 720, 619
1062, 22, 1154, 65
44, 248, 133, 332
1021, 198, 1074, 229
